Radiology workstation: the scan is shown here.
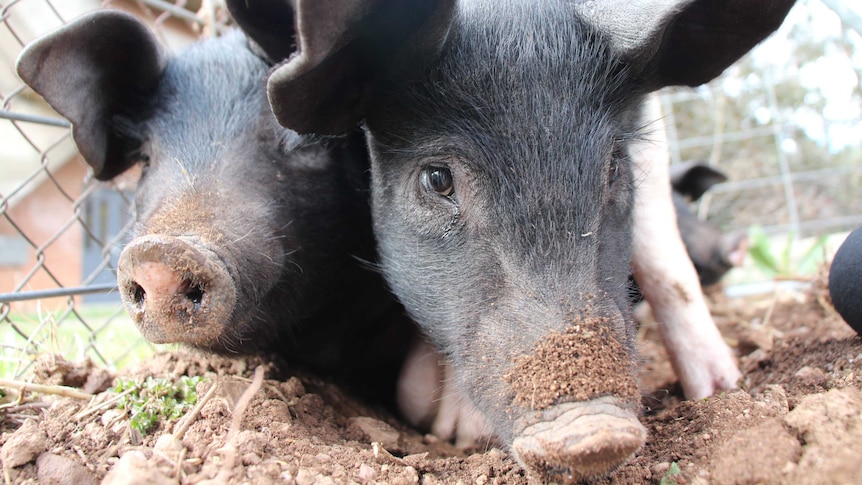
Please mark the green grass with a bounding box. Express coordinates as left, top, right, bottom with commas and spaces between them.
0, 302, 164, 379
660, 462, 681, 485
114, 375, 204, 435
747, 226, 829, 278
723, 228, 849, 290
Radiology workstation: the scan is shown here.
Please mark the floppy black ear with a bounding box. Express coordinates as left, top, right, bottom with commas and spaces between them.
575, 0, 795, 89
227, 0, 455, 135
669, 161, 728, 201
16, 10, 164, 180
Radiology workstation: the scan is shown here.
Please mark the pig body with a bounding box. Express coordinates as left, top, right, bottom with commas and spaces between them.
628, 160, 747, 304
227, 0, 794, 481
670, 162, 747, 287
16, 12, 406, 392
628, 97, 744, 400
830, 226, 862, 334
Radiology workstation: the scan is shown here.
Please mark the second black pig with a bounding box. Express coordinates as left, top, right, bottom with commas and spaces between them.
228, 0, 794, 481
16, 10, 407, 391
629, 162, 747, 303
671, 162, 747, 287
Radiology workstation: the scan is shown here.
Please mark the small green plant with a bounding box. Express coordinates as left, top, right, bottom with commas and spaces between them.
748, 226, 828, 278
660, 461, 681, 485
113, 375, 203, 435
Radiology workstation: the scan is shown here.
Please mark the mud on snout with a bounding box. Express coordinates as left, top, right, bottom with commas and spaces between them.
504, 320, 645, 483
117, 235, 237, 346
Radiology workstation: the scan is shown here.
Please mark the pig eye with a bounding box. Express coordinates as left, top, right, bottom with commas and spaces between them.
422, 166, 454, 197
138, 152, 151, 169
136, 153, 152, 177
609, 159, 619, 186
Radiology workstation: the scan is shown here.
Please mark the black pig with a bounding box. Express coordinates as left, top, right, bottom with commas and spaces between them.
670, 162, 747, 287
227, 0, 793, 481
16, 10, 407, 392
629, 161, 747, 303
830, 226, 862, 334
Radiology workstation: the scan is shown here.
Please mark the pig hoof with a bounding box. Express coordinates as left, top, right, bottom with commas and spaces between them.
511, 397, 645, 483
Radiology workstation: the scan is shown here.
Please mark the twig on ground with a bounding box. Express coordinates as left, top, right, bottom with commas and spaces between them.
227, 366, 265, 443
761, 290, 780, 329
0, 379, 92, 400
173, 380, 219, 440
198, 366, 265, 484
74, 388, 135, 421
0, 402, 50, 413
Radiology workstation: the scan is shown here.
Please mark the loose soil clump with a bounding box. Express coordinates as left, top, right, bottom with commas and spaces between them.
2, 273, 861, 484
505, 321, 639, 410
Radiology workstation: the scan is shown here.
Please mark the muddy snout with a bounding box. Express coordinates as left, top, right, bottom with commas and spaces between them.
117, 235, 236, 346
505, 324, 644, 482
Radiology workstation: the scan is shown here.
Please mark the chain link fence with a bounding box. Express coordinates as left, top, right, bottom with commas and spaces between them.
1, 0, 860, 378
0, 0, 229, 378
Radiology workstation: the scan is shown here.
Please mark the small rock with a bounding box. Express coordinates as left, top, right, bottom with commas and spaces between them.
793, 366, 826, 387
403, 452, 430, 469
349, 416, 401, 449
295, 468, 316, 485
404, 465, 419, 482
101, 450, 177, 485
357, 463, 377, 483
101, 409, 127, 435
421, 474, 440, 485
738, 324, 774, 354
1, 419, 47, 468
709, 419, 801, 485
650, 462, 670, 476
36, 452, 97, 485
280, 377, 306, 398
154, 434, 183, 458
755, 385, 789, 415
83, 367, 114, 394
242, 452, 262, 466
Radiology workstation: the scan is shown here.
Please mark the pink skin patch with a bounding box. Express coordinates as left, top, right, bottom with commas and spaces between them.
629, 94, 741, 400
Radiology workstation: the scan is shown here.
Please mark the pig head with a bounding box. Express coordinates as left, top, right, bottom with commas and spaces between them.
227, 0, 793, 481
16, 11, 404, 385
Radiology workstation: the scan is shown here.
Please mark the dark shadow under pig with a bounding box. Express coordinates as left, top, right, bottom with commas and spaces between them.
16, 10, 409, 400
225, 0, 794, 481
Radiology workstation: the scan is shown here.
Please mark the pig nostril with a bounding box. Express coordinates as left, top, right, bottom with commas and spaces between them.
186, 284, 205, 310
131, 283, 146, 306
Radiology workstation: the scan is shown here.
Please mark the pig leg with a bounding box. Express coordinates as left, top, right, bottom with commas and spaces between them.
397, 335, 495, 448
629, 93, 741, 399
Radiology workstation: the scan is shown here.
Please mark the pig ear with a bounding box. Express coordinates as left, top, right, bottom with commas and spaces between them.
669, 162, 727, 201
227, 0, 455, 135
16, 10, 164, 180
576, 0, 794, 88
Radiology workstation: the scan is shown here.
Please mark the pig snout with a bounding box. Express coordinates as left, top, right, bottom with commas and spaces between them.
117, 235, 236, 346
503, 324, 644, 482
512, 397, 645, 483
721, 232, 748, 268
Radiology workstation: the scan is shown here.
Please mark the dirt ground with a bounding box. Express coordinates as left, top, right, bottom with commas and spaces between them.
2, 270, 861, 485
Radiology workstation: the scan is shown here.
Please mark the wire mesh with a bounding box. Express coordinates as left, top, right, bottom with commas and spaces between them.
0, 0, 230, 378
0, 0, 860, 378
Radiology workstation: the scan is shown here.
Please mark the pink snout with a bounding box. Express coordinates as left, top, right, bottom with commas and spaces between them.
117, 235, 236, 346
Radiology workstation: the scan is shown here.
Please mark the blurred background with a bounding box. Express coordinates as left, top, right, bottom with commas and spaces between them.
0, 0, 860, 379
